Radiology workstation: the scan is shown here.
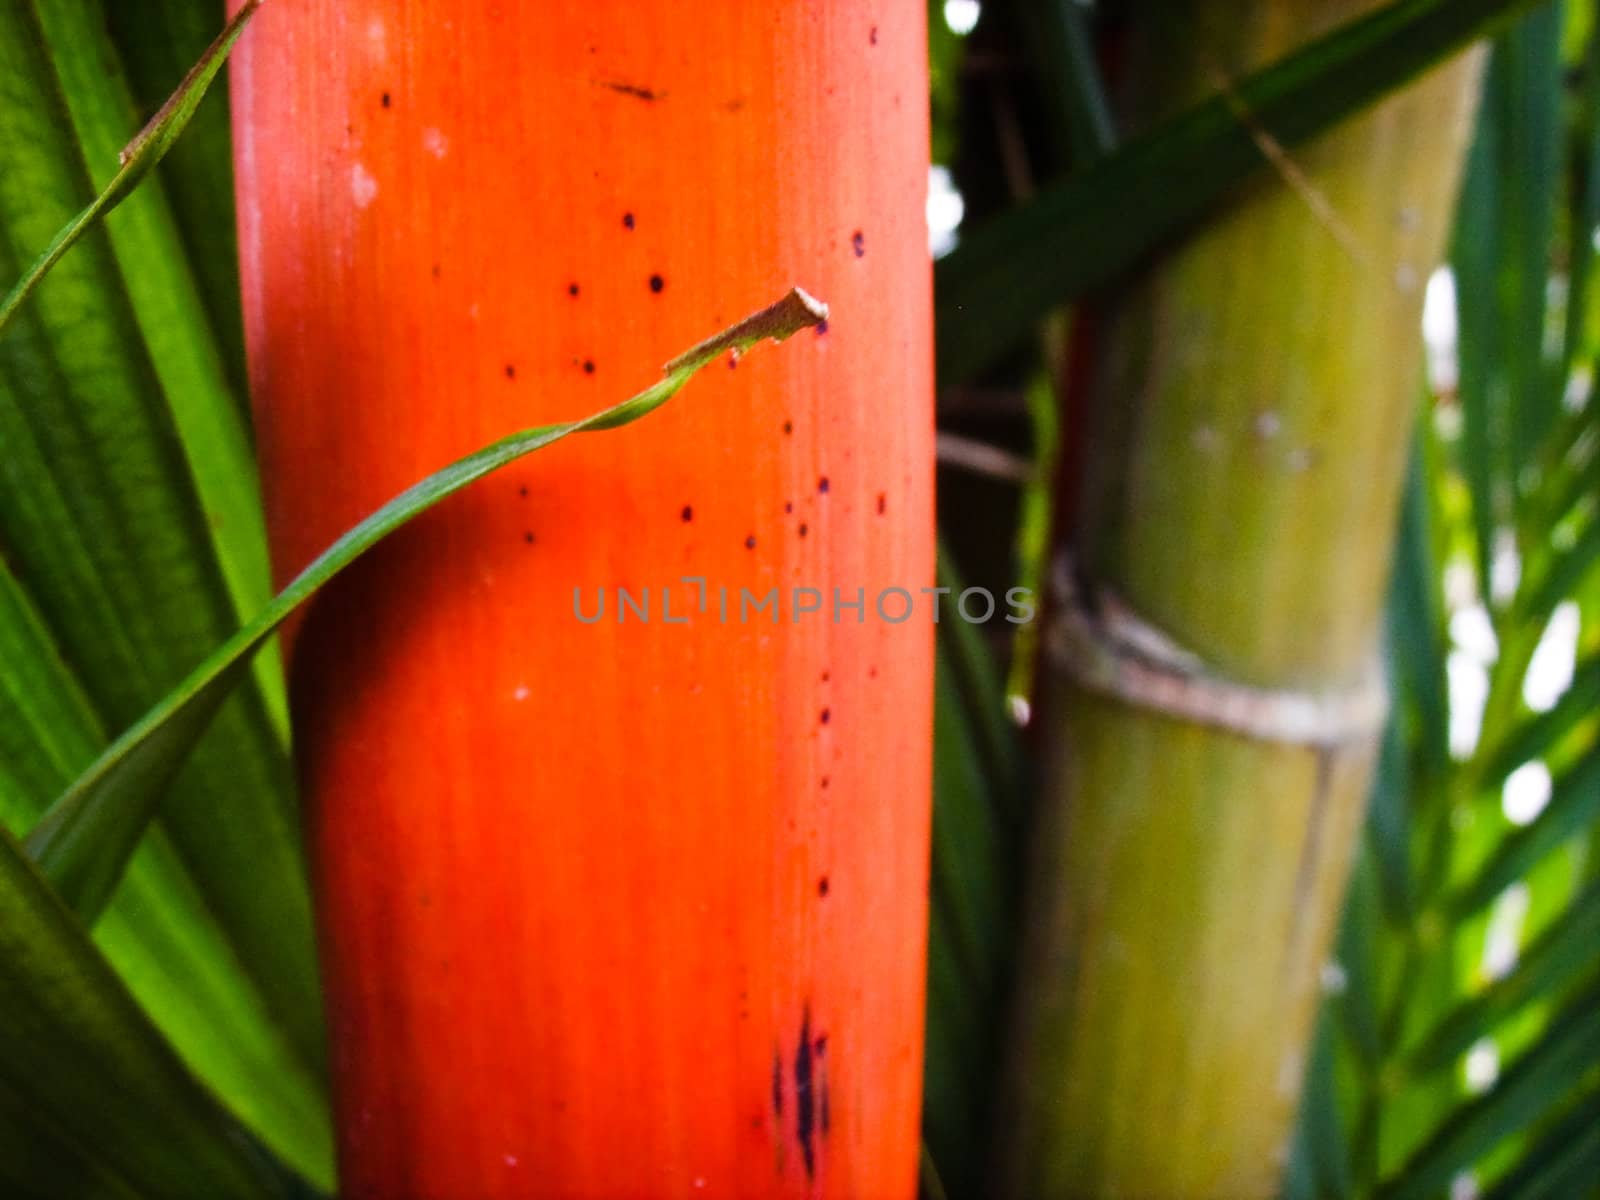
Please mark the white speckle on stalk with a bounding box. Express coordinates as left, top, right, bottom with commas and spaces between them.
503, 1153, 519, 1168
1254, 411, 1282, 440
513, 685, 530, 702
423, 127, 449, 158
351, 162, 379, 209
1191, 425, 1222, 455
366, 17, 388, 55
1395, 261, 1419, 293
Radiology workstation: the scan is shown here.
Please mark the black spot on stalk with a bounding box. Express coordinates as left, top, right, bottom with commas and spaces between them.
771, 1053, 783, 1118
523, 532, 535, 545
782, 420, 794, 435
785, 501, 794, 514
870, 25, 879, 45
876, 493, 887, 514
681, 505, 694, 522
798, 523, 809, 538
649, 273, 665, 293
817, 477, 830, 494
582, 359, 596, 375
568, 282, 580, 297
815, 319, 829, 337
851, 230, 865, 258
518, 486, 529, 498
820, 707, 831, 724
820, 776, 830, 789
504, 364, 516, 380
745, 535, 757, 550
381, 91, 392, 108
817, 876, 829, 898
795, 1009, 816, 1178
602, 80, 662, 101
623, 212, 636, 229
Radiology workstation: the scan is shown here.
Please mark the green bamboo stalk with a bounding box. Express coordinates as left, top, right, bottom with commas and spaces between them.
998, 4, 1486, 1195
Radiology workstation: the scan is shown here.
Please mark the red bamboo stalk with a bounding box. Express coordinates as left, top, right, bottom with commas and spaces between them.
230, 3, 934, 1195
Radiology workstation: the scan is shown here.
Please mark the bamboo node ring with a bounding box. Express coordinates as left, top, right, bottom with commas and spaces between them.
1045, 552, 1388, 749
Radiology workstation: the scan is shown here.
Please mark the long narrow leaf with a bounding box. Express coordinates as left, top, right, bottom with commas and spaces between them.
0, 0, 320, 1092
935, 0, 1533, 383
1453, 3, 1564, 609
0, 554, 330, 1182
1380, 982, 1600, 1200
0, 0, 260, 335
98, 0, 251, 393
24, 288, 828, 922
23, 0, 284, 741
1478, 1089, 1600, 1200
0, 824, 294, 1199
1475, 651, 1600, 787
1448, 744, 1600, 917
1404, 882, 1600, 1077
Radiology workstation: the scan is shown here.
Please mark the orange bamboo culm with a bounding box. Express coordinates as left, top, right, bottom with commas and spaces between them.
229, 2, 934, 1196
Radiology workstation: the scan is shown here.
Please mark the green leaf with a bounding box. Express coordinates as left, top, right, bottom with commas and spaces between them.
935, 546, 1027, 813
0, 554, 331, 1183
1379, 980, 1600, 1200
0, 0, 321, 1094
1013, 0, 1117, 171
1334, 851, 1387, 1071
1447, 743, 1600, 917
1403, 881, 1600, 1078
0, 0, 260, 337
1, 0, 325, 1134
923, 644, 1008, 1193
1555, 15, 1600, 398
922, 545, 1025, 1198
1478, 1088, 1600, 1200
1453, 1, 1565, 606
1367, 716, 1418, 928
19, 0, 284, 740
1476, 651, 1600, 787
1522, 507, 1600, 620
25, 288, 828, 923
0, 823, 297, 1199
1286, 1008, 1356, 1200
1390, 429, 1454, 790
98, 0, 250, 394
935, 0, 1536, 383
